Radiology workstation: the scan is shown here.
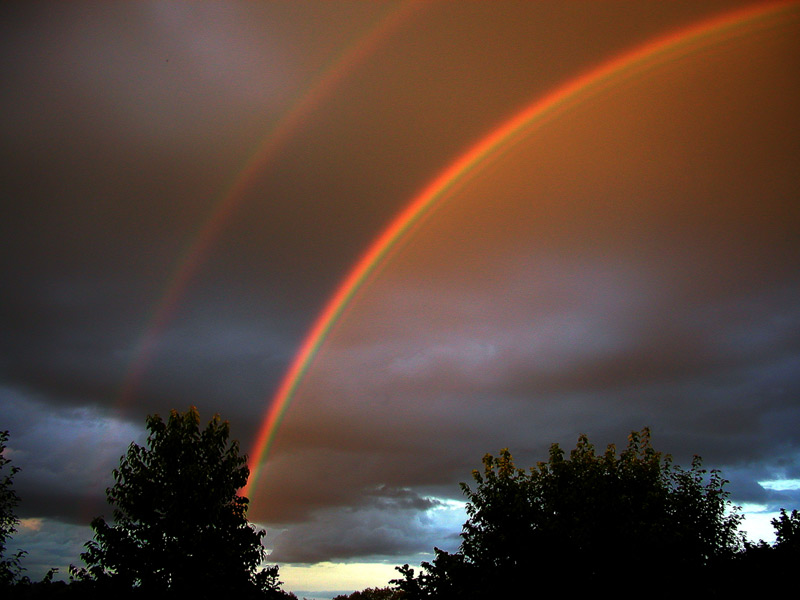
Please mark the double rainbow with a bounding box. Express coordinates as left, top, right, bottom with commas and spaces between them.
114, 1, 422, 411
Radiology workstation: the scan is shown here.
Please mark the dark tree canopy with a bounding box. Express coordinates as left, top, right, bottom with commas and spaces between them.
737, 507, 800, 584
332, 586, 404, 600
76, 407, 286, 598
1, 430, 25, 587
772, 507, 800, 553
394, 428, 744, 599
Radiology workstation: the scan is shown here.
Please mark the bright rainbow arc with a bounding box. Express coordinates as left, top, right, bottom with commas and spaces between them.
114, 1, 423, 411
244, 0, 799, 499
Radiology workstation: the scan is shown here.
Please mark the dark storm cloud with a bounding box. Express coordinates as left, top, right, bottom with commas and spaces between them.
5, 519, 90, 578
0, 0, 419, 427
267, 486, 464, 564
1, 0, 799, 590
3, 389, 144, 521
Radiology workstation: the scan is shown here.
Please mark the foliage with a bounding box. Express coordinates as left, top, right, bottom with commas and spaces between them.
728, 507, 800, 594
772, 507, 800, 553
1, 430, 27, 588
393, 428, 744, 599
74, 407, 287, 598
332, 586, 405, 600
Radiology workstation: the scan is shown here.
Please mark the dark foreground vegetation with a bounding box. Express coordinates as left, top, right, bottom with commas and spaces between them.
2, 410, 295, 599
2, 412, 799, 598
391, 428, 800, 599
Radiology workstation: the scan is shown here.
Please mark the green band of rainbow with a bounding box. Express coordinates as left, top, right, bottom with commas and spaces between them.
244, 0, 799, 499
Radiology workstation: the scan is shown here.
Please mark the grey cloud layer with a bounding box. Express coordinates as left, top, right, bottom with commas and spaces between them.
1, 0, 799, 580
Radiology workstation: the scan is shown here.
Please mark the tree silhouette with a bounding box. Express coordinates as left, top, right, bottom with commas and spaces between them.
75, 407, 288, 598
736, 507, 800, 589
332, 586, 404, 600
772, 507, 800, 553
394, 428, 743, 599
0, 430, 26, 588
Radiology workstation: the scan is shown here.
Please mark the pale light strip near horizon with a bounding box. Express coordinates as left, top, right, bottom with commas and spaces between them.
760, 479, 800, 491
243, 0, 800, 501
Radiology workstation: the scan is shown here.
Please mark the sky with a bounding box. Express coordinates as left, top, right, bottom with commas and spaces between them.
1, 0, 799, 596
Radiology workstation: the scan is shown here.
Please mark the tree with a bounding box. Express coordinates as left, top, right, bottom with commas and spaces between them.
1, 430, 26, 588
724, 506, 800, 595
393, 428, 743, 599
332, 586, 405, 600
76, 407, 287, 598
772, 507, 800, 554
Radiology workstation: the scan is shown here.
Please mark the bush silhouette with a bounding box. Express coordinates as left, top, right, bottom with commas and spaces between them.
1, 431, 26, 588
394, 428, 744, 599
75, 407, 289, 598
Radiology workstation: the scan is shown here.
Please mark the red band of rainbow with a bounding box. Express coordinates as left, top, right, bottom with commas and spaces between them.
244, 0, 799, 500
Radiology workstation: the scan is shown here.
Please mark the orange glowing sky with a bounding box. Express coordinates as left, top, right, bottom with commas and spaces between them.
1, 2, 799, 596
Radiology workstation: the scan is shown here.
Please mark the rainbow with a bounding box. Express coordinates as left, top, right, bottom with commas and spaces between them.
113, 1, 423, 411
243, 0, 799, 499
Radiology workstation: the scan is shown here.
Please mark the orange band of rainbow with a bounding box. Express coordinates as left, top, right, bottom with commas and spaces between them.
244, 1, 799, 499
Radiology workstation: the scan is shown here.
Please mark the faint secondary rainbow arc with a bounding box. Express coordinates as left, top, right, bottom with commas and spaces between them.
244, 0, 799, 498
114, 1, 423, 411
